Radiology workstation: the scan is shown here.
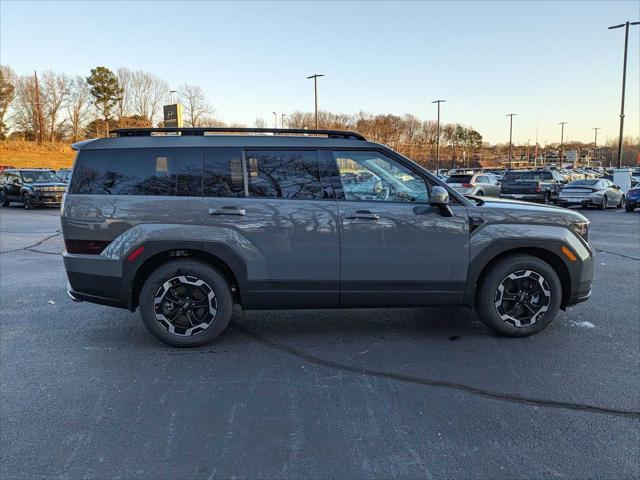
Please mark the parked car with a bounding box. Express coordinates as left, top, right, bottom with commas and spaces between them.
56, 169, 73, 183
624, 184, 640, 212
445, 173, 500, 196
62, 127, 593, 347
500, 170, 565, 204
557, 179, 625, 209
0, 169, 67, 209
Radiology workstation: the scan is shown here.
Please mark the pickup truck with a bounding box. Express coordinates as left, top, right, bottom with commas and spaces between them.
500, 170, 566, 204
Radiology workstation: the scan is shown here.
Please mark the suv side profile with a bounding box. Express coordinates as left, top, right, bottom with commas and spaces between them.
1, 169, 67, 209
62, 128, 593, 347
445, 172, 500, 197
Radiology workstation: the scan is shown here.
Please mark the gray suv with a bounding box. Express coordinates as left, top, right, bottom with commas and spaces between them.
62, 128, 593, 347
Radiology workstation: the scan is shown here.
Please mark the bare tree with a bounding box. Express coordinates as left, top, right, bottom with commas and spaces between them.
41, 71, 71, 141
130, 71, 169, 125
116, 67, 133, 119
0, 65, 17, 139
12, 75, 39, 139
67, 76, 92, 142
254, 117, 266, 129
178, 84, 211, 127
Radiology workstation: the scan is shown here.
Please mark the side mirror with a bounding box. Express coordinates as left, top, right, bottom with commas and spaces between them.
430, 186, 453, 217
430, 186, 449, 205
13, 178, 21, 185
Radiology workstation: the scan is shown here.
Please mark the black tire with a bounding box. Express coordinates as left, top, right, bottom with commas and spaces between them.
599, 195, 607, 210
0, 190, 9, 207
139, 259, 233, 347
618, 195, 625, 208
476, 191, 485, 196
476, 254, 562, 337
626, 204, 635, 212
543, 192, 551, 205
22, 192, 33, 210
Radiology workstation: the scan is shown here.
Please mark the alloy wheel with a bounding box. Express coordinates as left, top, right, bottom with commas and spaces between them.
153, 275, 218, 336
494, 270, 551, 327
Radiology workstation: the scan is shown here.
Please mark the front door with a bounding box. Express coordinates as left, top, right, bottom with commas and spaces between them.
201, 147, 340, 308
330, 149, 470, 306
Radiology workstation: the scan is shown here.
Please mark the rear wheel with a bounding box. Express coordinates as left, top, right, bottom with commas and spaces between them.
139, 260, 233, 347
0, 190, 9, 207
476, 254, 562, 337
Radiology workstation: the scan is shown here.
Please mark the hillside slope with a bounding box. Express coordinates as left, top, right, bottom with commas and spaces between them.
0, 141, 76, 169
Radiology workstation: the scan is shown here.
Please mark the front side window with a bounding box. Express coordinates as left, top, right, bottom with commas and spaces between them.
69, 148, 202, 196
333, 150, 428, 203
245, 150, 325, 199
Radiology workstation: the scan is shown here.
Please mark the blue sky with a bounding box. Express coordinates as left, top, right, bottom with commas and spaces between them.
1, 0, 638, 144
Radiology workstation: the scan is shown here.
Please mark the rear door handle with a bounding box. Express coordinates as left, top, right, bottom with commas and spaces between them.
208, 206, 246, 216
344, 209, 380, 220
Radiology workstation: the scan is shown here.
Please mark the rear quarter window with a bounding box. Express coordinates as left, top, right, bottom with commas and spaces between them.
69, 148, 203, 196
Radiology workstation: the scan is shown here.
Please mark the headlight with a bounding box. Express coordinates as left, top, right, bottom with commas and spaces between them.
571, 221, 590, 242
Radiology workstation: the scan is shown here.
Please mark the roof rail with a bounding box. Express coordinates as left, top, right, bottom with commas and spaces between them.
110, 127, 366, 141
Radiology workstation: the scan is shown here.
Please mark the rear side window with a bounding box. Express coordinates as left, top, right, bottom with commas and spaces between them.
446, 175, 473, 184
245, 150, 325, 199
203, 148, 245, 197
69, 148, 202, 196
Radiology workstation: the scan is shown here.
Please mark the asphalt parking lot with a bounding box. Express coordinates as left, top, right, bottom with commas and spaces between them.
1, 204, 639, 479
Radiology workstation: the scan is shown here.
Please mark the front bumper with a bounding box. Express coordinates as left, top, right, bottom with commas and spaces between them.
625, 198, 639, 208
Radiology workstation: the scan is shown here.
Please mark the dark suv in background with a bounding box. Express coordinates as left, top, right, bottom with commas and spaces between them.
62, 128, 593, 347
0, 169, 67, 209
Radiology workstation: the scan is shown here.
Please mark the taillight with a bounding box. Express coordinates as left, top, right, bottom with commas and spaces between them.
64, 239, 110, 254
535, 182, 542, 192
462, 183, 472, 188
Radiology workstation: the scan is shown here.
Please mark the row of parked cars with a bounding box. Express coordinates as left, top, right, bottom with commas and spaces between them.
0, 168, 71, 209
440, 167, 640, 212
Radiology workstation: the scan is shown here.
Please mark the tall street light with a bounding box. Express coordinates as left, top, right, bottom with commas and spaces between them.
592, 127, 600, 167
306, 74, 325, 129
281, 113, 287, 129
506, 113, 517, 170
272, 112, 277, 129
558, 122, 568, 166
608, 20, 639, 168
432, 99, 446, 173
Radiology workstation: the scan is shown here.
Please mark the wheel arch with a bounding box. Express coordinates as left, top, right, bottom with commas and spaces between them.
129, 247, 246, 311
465, 244, 572, 310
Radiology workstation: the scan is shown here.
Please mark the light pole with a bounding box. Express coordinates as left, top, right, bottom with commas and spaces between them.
506, 113, 517, 170
306, 74, 325, 129
609, 21, 639, 168
558, 122, 568, 166
272, 112, 277, 129
169, 90, 177, 104
592, 127, 600, 167
432, 99, 446, 173
281, 113, 287, 129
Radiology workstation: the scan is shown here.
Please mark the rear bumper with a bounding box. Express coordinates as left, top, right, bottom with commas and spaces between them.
63, 252, 129, 310
558, 197, 599, 207
500, 193, 548, 202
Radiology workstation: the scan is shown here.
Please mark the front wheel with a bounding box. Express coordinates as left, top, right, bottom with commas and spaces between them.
0, 190, 9, 207
476, 254, 562, 337
626, 204, 635, 212
618, 195, 625, 208
599, 195, 608, 210
543, 193, 551, 205
139, 260, 233, 347
22, 192, 34, 210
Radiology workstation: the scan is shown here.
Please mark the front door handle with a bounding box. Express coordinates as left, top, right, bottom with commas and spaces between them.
344, 209, 380, 220
208, 206, 246, 216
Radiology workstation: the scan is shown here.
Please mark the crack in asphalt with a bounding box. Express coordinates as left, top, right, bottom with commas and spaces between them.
0, 232, 62, 255
233, 324, 640, 420
594, 249, 640, 261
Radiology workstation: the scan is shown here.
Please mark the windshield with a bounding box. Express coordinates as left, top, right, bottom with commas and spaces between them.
20, 171, 58, 183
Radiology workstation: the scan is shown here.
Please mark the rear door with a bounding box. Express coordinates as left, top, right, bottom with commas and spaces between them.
201, 147, 340, 308
330, 149, 470, 306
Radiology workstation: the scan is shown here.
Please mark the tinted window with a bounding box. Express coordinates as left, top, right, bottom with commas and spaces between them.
446, 175, 473, 183
203, 148, 245, 197
568, 179, 599, 186
521, 171, 552, 181
245, 150, 324, 199
333, 150, 428, 203
70, 148, 202, 196
502, 171, 524, 181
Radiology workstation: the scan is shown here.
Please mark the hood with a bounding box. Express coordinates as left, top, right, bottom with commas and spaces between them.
468, 196, 588, 227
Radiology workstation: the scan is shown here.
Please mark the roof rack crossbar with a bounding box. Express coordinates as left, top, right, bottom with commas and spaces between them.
111, 127, 366, 141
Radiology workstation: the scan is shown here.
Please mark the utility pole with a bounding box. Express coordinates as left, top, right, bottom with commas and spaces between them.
559, 122, 568, 167
526, 139, 531, 167
592, 127, 600, 167
506, 113, 517, 170
432, 99, 446, 174
33, 71, 45, 145
306, 74, 324, 129
281, 113, 286, 129
272, 112, 277, 129
608, 21, 639, 168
